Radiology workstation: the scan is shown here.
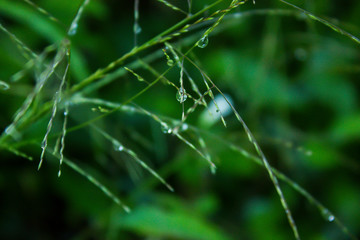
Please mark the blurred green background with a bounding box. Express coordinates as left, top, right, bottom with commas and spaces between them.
0, 0, 360, 239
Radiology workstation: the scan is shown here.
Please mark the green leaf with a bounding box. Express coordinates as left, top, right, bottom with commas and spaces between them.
112, 204, 230, 240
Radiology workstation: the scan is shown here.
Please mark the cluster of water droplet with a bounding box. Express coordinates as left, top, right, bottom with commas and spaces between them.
160, 123, 172, 134
197, 35, 209, 48
68, 23, 78, 36
176, 87, 187, 103
321, 208, 335, 222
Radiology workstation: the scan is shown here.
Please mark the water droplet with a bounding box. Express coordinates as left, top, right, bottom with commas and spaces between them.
134, 23, 142, 34
58, 170, 62, 177
0, 80, 10, 90
176, 87, 187, 103
68, 23, 78, 36
161, 123, 172, 134
63, 110, 68, 116
113, 142, 124, 151
321, 209, 335, 222
197, 35, 208, 48
4, 125, 13, 135
181, 123, 188, 131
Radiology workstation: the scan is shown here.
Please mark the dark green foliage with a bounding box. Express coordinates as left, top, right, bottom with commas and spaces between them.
0, 0, 359, 239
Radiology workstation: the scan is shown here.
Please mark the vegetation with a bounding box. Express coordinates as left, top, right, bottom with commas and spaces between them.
0, 0, 359, 239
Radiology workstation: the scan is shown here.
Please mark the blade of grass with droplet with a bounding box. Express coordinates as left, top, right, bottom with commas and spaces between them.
172, 87, 212, 134
165, 42, 207, 106
68, 0, 90, 36
162, 48, 174, 66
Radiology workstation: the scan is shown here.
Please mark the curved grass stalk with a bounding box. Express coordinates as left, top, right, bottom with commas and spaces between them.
91, 125, 174, 192
0, 143, 130, 212
56, 151, 131, 213
0, 22, 37, 60
68, 0, 90, 36
156, 0, 187, 15
175, 132, 217, 174
279, 0, 360, 45
38, 44, 70, 170
124, 67, 147, 84
133, 104, 216, 173
22, 0, 62, 25
0, 144, 33, 161
57, 104, 69, 177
